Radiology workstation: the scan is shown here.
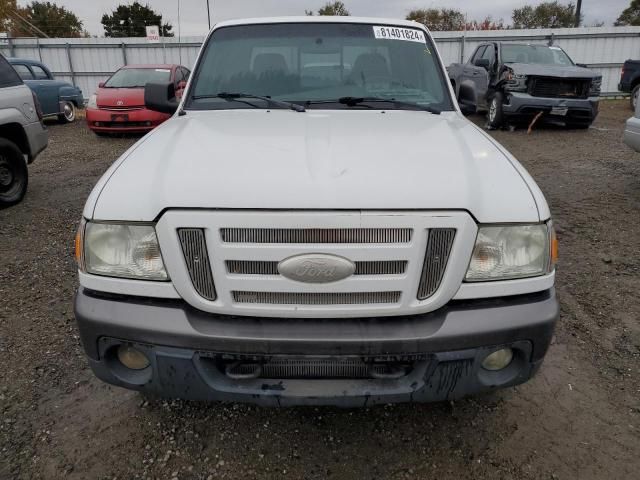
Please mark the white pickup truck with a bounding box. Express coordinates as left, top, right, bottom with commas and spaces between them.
74, 17, 559, 406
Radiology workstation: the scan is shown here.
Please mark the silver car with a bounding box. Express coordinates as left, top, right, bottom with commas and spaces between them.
0, 53, 48, 206
624, 100, 640, 152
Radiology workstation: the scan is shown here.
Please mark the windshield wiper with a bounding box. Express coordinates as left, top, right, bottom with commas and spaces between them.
192, 92, 306, 112
307, 97, 441, 114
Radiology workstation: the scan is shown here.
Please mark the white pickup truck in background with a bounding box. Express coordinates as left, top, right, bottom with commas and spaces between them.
74, 17, 559, 406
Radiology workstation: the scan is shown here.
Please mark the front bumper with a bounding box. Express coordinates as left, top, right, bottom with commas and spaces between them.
85, 107, 170, 133
75, 287, 559, 406
503, 92, 599, 124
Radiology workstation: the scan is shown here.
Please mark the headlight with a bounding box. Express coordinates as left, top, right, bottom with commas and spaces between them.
81, 222, 168, 281
589, 78, 602, 96
87, 94, 97, 109
503, 68, 528, 92
466, 224, 554, 281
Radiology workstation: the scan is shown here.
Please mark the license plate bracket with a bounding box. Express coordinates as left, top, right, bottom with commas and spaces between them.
110, 113, 129, 122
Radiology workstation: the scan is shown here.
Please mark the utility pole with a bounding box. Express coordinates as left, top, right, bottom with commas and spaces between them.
206, 0, 211, 30
575, 0, 583, 27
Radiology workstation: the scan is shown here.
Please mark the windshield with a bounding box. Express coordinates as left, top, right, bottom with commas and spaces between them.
104, 68, 172, 88
186, 22, 453, 111
501, 45, 574, 66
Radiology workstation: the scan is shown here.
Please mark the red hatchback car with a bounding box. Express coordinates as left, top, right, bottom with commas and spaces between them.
86, 64, 190, 135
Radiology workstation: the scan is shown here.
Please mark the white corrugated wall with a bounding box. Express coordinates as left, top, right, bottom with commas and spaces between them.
1, 27, 637, 99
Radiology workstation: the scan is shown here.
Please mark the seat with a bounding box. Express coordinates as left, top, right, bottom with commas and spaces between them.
253, 53, 288, 76
350, 53, 391, 86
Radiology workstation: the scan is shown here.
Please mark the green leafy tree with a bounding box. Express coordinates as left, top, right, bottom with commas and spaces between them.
102, 2, 173, 37
8, 1, 86, 37
306, 1, 350, 16
615, 0, 640, 26
406, 8, 465, 31
512, 1, 580, 29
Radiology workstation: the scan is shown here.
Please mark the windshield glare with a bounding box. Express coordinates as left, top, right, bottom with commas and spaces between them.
104, 68, 172, 88
187, 23, 453, 111
501, 45, 574, 66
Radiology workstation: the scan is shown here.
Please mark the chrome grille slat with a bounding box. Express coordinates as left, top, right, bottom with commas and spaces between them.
178, 228, 217, 301
355, 260, 407, 275
220, 228, 413, 244
417, 229, 456, 300
232, 291, 401, 305
262, 358, 369, 379
226, 260, 408, 276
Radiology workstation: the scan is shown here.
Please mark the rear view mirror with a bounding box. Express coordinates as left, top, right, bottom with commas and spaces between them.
458, 83, 477, 115
145, 82, 179, 115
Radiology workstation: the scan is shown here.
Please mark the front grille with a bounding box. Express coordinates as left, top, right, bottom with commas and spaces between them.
261, 359, 369, 378
529, 77, 589, 99
232, 291, 401, 305
417, 229, 456, 300
178, 228, 217, 301
92, 121, 151, 128
226, 260, 408, 276
208, 356, 425, 380
220, 228, 413, 244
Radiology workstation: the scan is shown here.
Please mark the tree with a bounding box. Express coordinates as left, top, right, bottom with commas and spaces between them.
616, 0, 640, 26
407, 8, 465, 31
512, 2, 580, 29
4, 1, 86, 38
0, 1, 17, 34
466, 16, 507, 31
102, 2, 173, 37
306, 2, 350, 16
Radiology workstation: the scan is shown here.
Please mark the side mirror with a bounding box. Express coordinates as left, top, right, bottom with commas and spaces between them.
474, 58, 491, 70
145, 82, 179, 115
98, 82, 105, 88
458, 83, 477, 115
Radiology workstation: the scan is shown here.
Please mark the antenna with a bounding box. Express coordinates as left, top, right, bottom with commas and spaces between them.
206, 0, 211, 31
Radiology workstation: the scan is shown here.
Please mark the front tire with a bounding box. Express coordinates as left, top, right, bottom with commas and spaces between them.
487, 92, 504, 129
0, 138, 28, 207
58, 101, 76, 123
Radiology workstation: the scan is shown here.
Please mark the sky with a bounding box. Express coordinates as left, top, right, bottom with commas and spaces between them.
16, 0, 631, 37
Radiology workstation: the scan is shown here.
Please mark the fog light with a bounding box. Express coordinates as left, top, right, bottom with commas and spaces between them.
117, 345, 150, 370
482, 348, 513, 371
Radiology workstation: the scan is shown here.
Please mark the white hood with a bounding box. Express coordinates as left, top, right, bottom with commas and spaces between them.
87, 109, 547, 223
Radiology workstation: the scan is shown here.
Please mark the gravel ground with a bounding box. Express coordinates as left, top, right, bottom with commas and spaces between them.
1, 102, 639, 480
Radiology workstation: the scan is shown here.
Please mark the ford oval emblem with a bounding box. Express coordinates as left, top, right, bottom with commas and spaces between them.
116, 100, 124, 106
278, 254, 355, 284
